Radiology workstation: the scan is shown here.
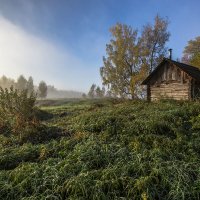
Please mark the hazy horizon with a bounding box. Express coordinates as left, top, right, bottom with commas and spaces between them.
0, 0, 200, 92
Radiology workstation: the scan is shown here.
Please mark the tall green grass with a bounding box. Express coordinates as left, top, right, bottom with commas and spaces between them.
1, 99, 200, 199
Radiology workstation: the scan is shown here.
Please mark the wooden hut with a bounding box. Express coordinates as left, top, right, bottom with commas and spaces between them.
142, 58, 200, 101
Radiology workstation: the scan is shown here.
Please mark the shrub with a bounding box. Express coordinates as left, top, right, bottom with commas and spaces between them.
0, 86, 38, 139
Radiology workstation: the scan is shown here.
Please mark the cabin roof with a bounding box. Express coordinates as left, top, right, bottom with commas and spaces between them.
142, 58, 200, 85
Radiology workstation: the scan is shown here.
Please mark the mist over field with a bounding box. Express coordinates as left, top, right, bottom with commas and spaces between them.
0, 0, 200, 93
0, 14, 100, 92
46, 86, 83, 99
0, 75, 83, 99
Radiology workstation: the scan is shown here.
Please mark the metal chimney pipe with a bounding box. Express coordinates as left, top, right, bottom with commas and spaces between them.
168, 48, 172, 60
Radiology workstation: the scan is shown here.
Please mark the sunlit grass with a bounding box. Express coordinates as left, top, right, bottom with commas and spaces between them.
1, 99, 200, 199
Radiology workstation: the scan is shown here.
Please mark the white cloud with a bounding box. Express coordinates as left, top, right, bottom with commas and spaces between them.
0, 16, 96, 91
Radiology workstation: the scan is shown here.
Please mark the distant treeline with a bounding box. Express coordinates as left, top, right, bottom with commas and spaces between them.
0, 75, 36, 94
47, 85, 83, 99
0, 75, 83, 99
83, 84, 111, 99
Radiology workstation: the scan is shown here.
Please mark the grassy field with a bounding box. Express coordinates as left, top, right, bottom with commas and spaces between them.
1, 98, 200, 199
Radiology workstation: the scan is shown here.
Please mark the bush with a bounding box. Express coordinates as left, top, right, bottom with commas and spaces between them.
0, 86, 38, 139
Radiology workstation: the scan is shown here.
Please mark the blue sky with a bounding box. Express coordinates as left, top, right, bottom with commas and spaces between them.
0, 0, 200, 92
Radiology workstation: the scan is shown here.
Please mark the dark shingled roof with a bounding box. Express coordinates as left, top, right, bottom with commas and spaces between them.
142, 58, 200, 85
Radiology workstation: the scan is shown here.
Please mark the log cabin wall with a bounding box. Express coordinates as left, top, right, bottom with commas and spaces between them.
148, 62, 191, 101
150, 82, 190, 100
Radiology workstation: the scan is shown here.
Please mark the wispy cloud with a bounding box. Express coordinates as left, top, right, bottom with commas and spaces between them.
0, 16, 99, 91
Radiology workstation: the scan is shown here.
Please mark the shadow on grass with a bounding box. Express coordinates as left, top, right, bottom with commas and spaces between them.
34, 109, 54, 121
0, 126, 72, 170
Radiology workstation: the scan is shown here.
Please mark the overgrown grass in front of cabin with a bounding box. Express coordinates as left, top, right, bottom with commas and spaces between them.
1, 98, 200, 199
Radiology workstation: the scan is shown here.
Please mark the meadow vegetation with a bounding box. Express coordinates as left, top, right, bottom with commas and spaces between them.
0, 92, 200, 199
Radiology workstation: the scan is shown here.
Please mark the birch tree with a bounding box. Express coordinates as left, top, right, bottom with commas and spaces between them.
140, 15, 170, 74
100, 24, 141, 99
100, 16, 170, 99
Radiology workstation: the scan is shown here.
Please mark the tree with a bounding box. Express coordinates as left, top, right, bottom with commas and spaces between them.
100, 23, 141, 99
27, 76, 34, 95
101, 87, 106, 97
16, 75, 27, 90
0, 75, 15, 89
189, 53, 200, 67
96, 86, 105, 98
96, 86, 101, 98
100, 16, 170, 99
38, 81, 47, 99
88, 84, 96, 98
82, 93, 87, 99
182, 36, 200, 68
140, 15, 170, 74
95, 86, 102, 98
105, 90, 112, 98
0, 76, 8, 89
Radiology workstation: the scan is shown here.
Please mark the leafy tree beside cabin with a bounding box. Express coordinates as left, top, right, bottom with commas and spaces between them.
100, 15, 170, 99
182, 36, 200, 68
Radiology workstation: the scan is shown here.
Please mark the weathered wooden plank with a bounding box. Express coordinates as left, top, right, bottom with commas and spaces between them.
150, 80, 190, 100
